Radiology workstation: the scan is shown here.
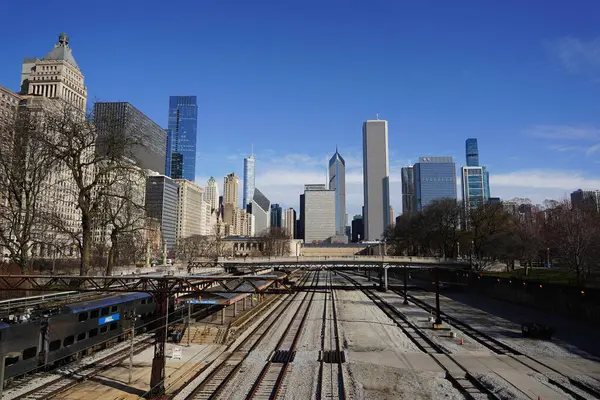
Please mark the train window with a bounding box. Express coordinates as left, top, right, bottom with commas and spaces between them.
23, 347, 36, 360
89, 328, 98, 338
5, 355, 19, 366
49, 340, 61, 352
77, 332, 86, 341
90, 309, 99, 318
141, 299, 147, 304
78, 312, 88, 322
101, 307, 109, 316
110, 322, 118, 331
63, 336, 75, 347
100, 325, 108, 334
110, 305, 118, 313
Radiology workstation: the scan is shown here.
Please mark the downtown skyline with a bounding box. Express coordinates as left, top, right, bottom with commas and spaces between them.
2, 2, 600, 217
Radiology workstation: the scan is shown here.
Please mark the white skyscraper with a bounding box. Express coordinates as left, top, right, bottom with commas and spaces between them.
304, 184, 335, 243
204, 176, 219, 211
223, 173, 239, 206
243, 147, 256, 210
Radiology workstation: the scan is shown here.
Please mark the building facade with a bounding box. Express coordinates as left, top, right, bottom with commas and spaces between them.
461, 166, 486, 212
166, 96, 197, 181
571, 189, 600, 212
283, 208, 296, 238
223, 173, 239, 206
0, 86, 21, 130
362, 119, 390, 240
351, 215, 364, 243
174, 179, 204, 240
304, 184, 336, 243
247, 188, 270, 235
270, 203, 283, 228
93, 102, 167, 174
298, 194, 305, 241
389, 206, 395, 227
145, 175, 179, 251
466, 138, 479, 167
204, 176, 219, 211
328, 149, 346, 235
243, 151, 255, 210
401, 166, 416, 214
414, 156, 457, 210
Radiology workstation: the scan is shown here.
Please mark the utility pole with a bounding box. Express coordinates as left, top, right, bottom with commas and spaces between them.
129, 309, 138, 384
187, 301, 192, 347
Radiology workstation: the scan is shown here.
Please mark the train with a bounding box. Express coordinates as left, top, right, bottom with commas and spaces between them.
0, 292, 157, 386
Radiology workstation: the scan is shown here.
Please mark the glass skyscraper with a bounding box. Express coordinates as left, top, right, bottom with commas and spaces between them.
414, 157, 457, 210
243, 151, 255, 210
401, 166, 416, 214
166, 96, 197, 181
461, 166, 486, 211
328, 149, 346, 235
466, 138, 479, 167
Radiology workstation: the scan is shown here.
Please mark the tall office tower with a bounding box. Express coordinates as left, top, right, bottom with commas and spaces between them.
20, 33, 88, 112
247, 188, 271, 235
362, 119, 390, 241
351, 215, 364, 243
414, 156, 457, 210
304, 184, 336, 243
166, 96, 197, 181
283, 208, 296, 238
270, 204, 283, 228
571, 189, 600, 212
461, 166, 486, 212
298, 194, 305, 241
145, 175, 179, 251
466, 138, 479, 167
174, 179, 204, 240
93, 102, 167, 174
328, 149, 346, 235
401, 166, 416, 214
204, 176, 219, 211
243, 147, 256, 210
223, 173, 239, 205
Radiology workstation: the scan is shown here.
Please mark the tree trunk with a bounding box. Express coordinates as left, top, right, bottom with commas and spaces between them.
106, 232, 117, 276
80, 214, 92, 276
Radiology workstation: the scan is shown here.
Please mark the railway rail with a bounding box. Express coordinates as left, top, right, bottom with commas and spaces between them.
181, 270, 317, 400
394, 288, 600, 400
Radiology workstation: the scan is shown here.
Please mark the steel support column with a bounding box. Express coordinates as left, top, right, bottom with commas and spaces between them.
383, 267, 388, 292
149, 283, 168, 396
403, 264, 408, 305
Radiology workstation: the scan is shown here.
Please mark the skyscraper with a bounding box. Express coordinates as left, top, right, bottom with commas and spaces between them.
283, 208, 296, 238
328, 149, 346, 235
461, 166, 486, 211
204, 176, 219, 211
466, 138, 479, 167
243, 147, 256, 210
166, 96, 197, 181
270, 204, 283, 228
223, 173, 239, 205
401, 166, 416, 214
362, 119, 390, 240
247, 188, 270, 235
304, 184, 336, 243
93, 102, 167, 174
414, 157, 457, 210
145, 175, 179, 251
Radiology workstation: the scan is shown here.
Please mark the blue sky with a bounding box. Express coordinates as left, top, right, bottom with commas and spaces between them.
2, 1, 600, 217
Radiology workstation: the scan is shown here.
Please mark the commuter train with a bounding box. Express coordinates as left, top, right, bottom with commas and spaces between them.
0, 292, 157, 385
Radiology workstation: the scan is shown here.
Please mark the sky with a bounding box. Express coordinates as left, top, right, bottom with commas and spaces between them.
2, 0, 600, 217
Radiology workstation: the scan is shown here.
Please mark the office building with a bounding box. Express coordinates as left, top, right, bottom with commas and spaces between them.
414, 157, 457, 210
243, 149, 256, 210
204, 176, 219, 211
20, 33, 87, 112
223, 173, 239, 205
247, 188, 270, 235
297, 194, 305, 240
466, 138, 479, 167
174, 179, 204, 240
461, 166, 486, 212
283, 208, 296, 238
166, 96, 197, 181
351, 215, 364, 243
401, 166, 416, 214
145, 175, 178, 251
571, 189, 600, 212
362, 119, 390, 240
304, 184, 335, 243
0, 86, 21, 129
328, 149, 346, 235
270, 203, 283, 228
93, 102, 167, 174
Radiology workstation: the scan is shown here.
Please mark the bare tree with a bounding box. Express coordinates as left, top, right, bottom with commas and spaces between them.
37, 101, 145, 275
423, 199, 462, 258
259, 227, 291, 256
469, 203, 516, 271
0, 106, 56, 272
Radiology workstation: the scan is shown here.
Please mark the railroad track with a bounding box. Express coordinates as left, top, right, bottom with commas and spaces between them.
338, 272, 498, 400
181, 271, 317, 400
316, 271, 346, 400
9, 334, 153, 400
245, 272, 318, 400
395, 288, 600, 400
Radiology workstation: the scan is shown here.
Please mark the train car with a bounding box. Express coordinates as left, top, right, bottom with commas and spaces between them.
44, 292, 155, 366
0, 320, 42, 383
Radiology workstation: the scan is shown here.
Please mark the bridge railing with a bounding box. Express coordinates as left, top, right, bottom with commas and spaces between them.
214, 255, 469, 264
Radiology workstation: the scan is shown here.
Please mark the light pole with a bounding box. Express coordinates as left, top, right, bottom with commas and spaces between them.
187, 301, 192, 347
129, 310, 138, 384
546, 247, 550, 268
